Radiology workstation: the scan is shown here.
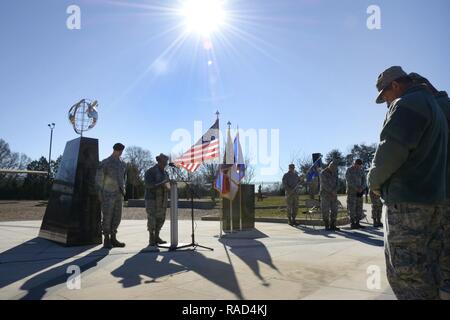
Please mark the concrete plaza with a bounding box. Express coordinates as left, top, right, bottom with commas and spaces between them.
0, 201, 395, 300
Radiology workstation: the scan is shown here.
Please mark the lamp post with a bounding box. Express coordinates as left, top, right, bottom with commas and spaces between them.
48, 123, 55, 175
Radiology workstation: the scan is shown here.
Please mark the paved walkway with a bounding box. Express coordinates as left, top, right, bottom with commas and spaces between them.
0, 204, 395, 300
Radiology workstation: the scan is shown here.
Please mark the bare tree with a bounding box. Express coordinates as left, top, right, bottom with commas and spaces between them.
295, 154, 313, 177
242, 156, 255, 184
123, 146, 154, 179
0, 139, 19, 169
0, 139, 31, 179
199, 162, 219, 185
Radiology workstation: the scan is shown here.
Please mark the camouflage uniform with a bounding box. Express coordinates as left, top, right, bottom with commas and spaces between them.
345, 166, 366, 224
435, 91, 450, 297
442, 200, 450, 297
319, 166, 338, 227
145, 164, 169, 238
368, 71, 448, 300
95, 155, 127, 236
385, 204, 443, 299
370, 190, 383, 223
282, 171, 300, 224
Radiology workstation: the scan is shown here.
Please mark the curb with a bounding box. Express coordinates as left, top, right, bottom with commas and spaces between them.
201, 216, 350, 226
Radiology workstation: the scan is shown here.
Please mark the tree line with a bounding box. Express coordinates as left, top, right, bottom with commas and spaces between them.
288, 143, 377, 195
1, 138, 375, 200
0, 139, 256, 201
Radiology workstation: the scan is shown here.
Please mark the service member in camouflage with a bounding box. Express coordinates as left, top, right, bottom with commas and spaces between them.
320, 161, 339, 231
368, 66, 448, 300
410, 72, 450, 300
96, 143, 127, 249
282, 164, 301, 226
370, 190, 383, 228
345, 159, 366, 229
145, 153, 170, 246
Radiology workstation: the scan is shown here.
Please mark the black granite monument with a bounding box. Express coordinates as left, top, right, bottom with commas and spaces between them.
39, 137, 102, 246
222, 184, 255, 231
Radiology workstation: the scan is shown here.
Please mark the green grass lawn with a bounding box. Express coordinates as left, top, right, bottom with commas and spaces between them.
255, 208, 348, 219
254, 195, 349, 219
255, 195, 313, 207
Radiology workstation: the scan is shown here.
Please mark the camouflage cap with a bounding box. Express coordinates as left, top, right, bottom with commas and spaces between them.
376, 66, 408, 104
156, 153, 169, 162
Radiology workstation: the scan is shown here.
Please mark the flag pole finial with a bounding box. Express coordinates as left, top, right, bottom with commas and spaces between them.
216, 110, 220, 119
227, 121, 231, 129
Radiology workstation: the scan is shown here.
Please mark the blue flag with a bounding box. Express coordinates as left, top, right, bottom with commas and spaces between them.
306, 157, 323, 182
233, 132, 245, 182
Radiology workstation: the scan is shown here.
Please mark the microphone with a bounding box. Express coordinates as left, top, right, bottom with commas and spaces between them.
169, 162, 177, 168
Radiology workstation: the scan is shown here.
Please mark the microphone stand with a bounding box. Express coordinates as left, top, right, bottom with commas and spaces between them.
168, 165, 214, 252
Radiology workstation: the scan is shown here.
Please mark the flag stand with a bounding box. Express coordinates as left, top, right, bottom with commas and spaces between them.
230, 197, 233, 233
239, 183, 242, 231
219, 195, 223, 238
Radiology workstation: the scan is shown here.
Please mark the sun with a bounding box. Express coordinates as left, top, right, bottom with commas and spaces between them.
180, 0, 227, 37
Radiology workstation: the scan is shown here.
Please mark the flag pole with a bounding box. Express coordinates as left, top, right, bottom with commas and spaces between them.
228, 121, 233, 234
239, 183, 242, 231
216, 110, 223, 239
237, 126, 242, 232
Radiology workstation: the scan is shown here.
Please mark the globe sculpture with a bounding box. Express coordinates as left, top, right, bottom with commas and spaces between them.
40, 98, 102, 246
68, 99, 99, 136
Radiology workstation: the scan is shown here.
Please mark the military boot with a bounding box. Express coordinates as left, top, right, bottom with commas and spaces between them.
155, 231, 167, 245
103, 234, 113, 249
330, 221, 340, 232
376, 219, 383, 228
350, 219, 358, 229
356, 222, 366, 229
288, 216, 293, 226
324, 219, 330, 231
111, 234, 126, 248
149, 231, 156, 246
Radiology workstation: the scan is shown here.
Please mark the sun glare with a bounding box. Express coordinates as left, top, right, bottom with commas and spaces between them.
181, 0, 227, 37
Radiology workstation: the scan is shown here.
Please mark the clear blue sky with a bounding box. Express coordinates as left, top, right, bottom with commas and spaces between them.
1, 0, 449, 182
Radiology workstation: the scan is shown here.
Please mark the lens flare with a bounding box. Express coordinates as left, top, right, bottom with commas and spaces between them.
181, 0, 227, 37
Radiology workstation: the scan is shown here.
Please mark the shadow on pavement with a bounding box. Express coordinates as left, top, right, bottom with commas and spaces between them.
112, 248, 244, 299
335, 228, 384, 247
0, 237, 94, 290
19, 247, 109, 300
111, 249, 187, 288
293, 221, 384, 246
219, 229, 279, 286
294, 225, 338, 239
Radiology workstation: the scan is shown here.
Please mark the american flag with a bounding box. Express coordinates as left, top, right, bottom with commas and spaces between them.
173, 119, 220, 172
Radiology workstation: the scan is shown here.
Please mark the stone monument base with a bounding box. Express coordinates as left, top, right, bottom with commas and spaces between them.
39, 137, 102, 246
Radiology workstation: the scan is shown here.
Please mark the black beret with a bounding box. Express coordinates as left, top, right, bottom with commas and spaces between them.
113, 143, 125, 151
